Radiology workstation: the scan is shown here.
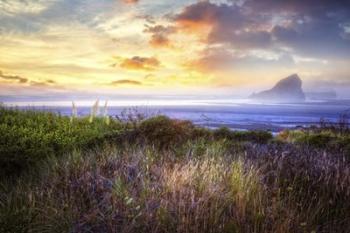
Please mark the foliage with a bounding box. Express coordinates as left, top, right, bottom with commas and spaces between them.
0, 107, 121, 174
277, 129, 350, 158
213, 127, 273, 144
138, 115, 195, 149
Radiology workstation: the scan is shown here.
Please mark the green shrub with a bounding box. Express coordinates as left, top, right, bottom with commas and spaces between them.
299, 133, 334, 148
213, 127, 233, 139
243, 131, 273, 144
191, 127, 212, 140
213, 127, 272, 144
139, 115, 195, 149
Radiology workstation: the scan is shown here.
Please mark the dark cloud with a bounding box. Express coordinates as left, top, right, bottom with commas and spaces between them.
244, 0, 350, 15
144, 25, 177, 47
174, 0, 350, 58
175, 1, 272, 49
271, 19, 350, 58
119, 56, 161, 71
0, 70, 28, 83
111, 79, 142, 85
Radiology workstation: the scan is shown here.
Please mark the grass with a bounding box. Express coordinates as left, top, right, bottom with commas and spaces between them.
0, 107, 122, 175
277, 128, 350, 158
1, 106, 350, 232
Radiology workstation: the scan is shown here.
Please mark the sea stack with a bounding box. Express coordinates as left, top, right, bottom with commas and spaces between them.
250, 74, 306, 102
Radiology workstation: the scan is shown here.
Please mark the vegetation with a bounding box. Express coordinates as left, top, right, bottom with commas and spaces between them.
1, 106, 350, 233
0, 107, 121, 174
277, 128, 350, 158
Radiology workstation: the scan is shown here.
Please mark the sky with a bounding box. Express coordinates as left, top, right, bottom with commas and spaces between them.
0, 0, 350, 99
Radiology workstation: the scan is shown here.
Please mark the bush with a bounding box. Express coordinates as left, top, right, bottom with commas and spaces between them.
277, 129, 350, 159
296, 133, 334, 148
214, 127, 273, 144
213, 127, 233, 139
191, 127, 212, 140
139, 115, 195, 149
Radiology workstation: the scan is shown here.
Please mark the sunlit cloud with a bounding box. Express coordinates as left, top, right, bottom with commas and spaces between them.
0, 70, 28, 83
118, 56, 161, 71
111, 79, 142, 86
30, 79, 57, 87
122, 0, 139, 4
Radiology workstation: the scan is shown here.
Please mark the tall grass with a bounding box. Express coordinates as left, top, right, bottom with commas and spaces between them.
1, 141, 350, 233
1, 107, 350, 232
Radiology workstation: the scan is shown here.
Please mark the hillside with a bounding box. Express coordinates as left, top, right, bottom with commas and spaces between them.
1, 107, 350, 233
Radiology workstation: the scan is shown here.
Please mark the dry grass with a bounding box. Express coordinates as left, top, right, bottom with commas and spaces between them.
1, 141, 350, 233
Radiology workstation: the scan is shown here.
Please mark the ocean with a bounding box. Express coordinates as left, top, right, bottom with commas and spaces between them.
4, 98, 350, 132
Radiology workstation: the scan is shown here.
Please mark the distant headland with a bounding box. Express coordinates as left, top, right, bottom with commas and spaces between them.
250, 74, 306, 102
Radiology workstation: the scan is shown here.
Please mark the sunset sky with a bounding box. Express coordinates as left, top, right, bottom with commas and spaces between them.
1, 0, 350, 99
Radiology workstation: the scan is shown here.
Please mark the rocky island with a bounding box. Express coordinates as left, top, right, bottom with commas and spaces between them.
250, 74, 306, 102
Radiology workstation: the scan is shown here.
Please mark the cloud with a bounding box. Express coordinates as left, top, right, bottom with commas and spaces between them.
0, 0, 119, 34
119, 56, 161, 71
271, 22, 350, 58
190, 47, 295, 72
111, 79, 142, 86
30, 79, 56, 87
244, 0, 350, 15
259, 0, 350, 58
122, 0, 139, 4
0, 70, 28, 83
248, 0, 350, 58
174, 1, 272, 49
0, 0, 57, 16
143, 24, 177, 47
174, 0, 350, 57
0, 70, 58, 87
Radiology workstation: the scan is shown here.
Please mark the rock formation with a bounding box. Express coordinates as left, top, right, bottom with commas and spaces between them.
250, 74, 306, 102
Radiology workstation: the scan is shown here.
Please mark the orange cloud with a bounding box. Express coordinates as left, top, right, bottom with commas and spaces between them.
119, 56, 161, 71
144, 25, 177, 48
149, 34, 171, 47
174, 2, 216, 33
122, 0, 139, 4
